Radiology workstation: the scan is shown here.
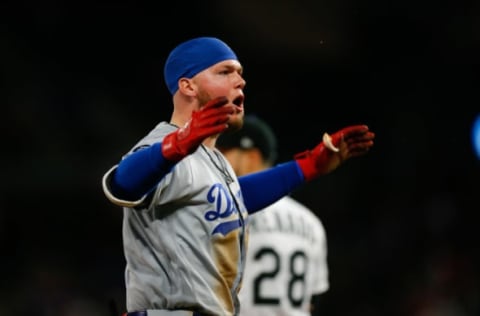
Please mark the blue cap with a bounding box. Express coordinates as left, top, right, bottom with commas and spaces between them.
163, 37, 238, 95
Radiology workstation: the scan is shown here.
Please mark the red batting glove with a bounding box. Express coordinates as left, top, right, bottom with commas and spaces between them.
294, 125, 375, 181
162, 96, 234, 161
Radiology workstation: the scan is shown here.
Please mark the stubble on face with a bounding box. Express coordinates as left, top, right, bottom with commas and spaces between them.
196, 88, 212, 109
226, 112, 244, 133
196, 83, 244, 133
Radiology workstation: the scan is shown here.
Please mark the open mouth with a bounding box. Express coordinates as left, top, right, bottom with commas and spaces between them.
232, 95, 244, 107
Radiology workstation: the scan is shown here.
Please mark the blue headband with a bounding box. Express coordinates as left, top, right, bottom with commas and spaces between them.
163, 37, 238, 95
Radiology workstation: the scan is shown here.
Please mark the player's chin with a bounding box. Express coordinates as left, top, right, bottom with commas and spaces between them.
226, 112, 244, 132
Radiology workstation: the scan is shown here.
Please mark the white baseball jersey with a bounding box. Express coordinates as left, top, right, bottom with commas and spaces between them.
238, 196, 329, 316
102, 122, 250, 315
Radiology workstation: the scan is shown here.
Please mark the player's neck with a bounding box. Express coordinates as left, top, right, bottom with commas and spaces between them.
169, 112, 189, 129
203, 136, 219, 148
170, 103, 200, 128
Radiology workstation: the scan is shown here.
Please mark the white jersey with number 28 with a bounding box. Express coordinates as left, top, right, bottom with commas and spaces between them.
238, 195, 329, 316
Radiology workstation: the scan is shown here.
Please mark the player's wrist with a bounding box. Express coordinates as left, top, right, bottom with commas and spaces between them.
162, 131, 186, 162
294, 150, 318, 182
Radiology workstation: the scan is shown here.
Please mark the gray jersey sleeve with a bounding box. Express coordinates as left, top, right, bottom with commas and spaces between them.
102, 122, 177, 208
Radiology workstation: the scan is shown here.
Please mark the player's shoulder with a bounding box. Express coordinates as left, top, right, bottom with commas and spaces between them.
280, 195, 309, 209
130, 121, 175, 152
281, 196, 317, 215
143, 121, 175, 142
267, 196, 324, 225
254, 196, 327, 246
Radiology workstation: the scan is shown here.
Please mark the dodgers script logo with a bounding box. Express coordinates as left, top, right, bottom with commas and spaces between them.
204, 183, 243, 236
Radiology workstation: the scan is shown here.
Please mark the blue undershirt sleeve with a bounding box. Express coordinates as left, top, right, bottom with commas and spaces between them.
110, 142, 175, 201
238, 160, 306, 214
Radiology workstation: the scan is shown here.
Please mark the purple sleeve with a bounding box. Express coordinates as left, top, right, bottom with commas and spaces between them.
238, 161, 306, 214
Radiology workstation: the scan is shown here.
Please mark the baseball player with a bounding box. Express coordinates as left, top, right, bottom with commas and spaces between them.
101, 36, 375, 316
217, 115, 329, 316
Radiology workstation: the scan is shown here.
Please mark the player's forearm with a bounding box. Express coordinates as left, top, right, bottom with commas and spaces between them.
239, 161, 304, 214
110, 142, 175, 200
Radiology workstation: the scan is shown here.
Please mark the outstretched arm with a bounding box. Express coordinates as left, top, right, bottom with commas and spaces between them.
105, 97, 235, 203
239, 161, 304, 214
295, 125, 375, 181
240, 125, 375, 213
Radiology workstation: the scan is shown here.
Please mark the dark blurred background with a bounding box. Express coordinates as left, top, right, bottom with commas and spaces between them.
2, 1, 479, 315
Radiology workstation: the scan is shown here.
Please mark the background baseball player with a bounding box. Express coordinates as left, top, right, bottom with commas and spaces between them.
217, 115, 329, 316
101, 36, 375, 316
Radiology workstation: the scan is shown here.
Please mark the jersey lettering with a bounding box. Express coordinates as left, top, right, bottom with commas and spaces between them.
205, 183, 236, 220
205, 183, 242, 236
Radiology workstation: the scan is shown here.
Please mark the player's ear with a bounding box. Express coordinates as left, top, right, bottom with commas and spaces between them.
178, 78, 196, 96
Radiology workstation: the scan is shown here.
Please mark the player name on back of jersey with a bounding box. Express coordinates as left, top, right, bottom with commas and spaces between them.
248, 207, 318, 243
